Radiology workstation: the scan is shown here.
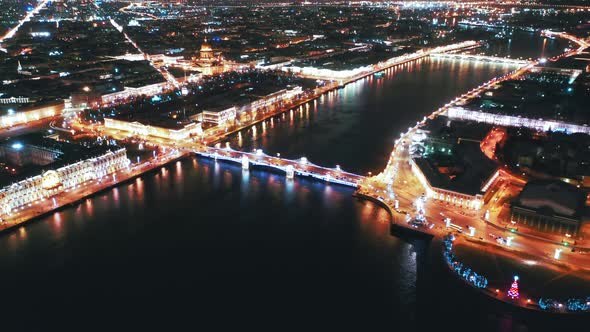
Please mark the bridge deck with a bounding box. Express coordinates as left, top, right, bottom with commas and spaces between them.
194, 147, 365, 188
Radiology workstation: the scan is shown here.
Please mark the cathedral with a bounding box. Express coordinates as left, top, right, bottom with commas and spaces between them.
192, 38, 223, 75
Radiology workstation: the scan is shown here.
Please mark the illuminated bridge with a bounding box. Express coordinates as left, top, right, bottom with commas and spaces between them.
194, 147, 364, 188
429, 53, 531, 66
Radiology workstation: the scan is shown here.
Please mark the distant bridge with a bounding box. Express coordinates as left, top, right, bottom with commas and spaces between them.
194, 147, 364, 188
429, 53, 530, 66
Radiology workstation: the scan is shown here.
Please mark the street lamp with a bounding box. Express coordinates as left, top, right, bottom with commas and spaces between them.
554, 248, 562, 260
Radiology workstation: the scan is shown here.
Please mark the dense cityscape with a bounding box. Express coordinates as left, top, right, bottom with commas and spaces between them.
0, 0, 589, 330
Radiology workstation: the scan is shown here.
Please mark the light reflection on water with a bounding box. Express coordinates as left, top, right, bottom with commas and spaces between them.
224, 57, 514, 175
0, 33, 585, 330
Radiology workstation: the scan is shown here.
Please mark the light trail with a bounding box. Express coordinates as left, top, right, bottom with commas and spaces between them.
0, 0, 51, 53
93, 1, 179, 88
108, 18, 178, 87
542, 30, 590, 54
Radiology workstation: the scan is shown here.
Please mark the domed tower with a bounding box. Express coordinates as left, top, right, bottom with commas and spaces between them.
198, 38, 215, 66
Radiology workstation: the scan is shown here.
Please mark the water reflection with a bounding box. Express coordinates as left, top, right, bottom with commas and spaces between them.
225, 58, 513, 174
0, 32, 583, 330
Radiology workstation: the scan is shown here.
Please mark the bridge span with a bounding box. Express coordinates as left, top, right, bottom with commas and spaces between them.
429, 53, 530, 66
194, 147, 364, 188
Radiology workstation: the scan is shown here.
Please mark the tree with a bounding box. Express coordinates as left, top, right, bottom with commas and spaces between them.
507, 276, 520, 299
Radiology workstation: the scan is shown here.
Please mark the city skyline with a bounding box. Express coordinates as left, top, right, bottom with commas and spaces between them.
0, 1, 589, 330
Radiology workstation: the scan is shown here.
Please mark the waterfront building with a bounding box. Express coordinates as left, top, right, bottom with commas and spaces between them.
104, 117, 202, 140
410, 140, 499, 210
198, 85, 303, 126
446, 107, 590, 135
409, 118, 500, 210
201, 106, 237, 125
247, 86, 303, 112
410, 157, 493, 210
511, 180, 587, 236
0, 139, 129, 215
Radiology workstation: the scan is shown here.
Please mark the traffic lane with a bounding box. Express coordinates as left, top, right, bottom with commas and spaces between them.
0, 116, 56, 139
366, 182, 590, 271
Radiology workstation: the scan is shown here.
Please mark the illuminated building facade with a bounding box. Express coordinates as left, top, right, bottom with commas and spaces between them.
104, 117, 202, 140
0, 148, 128, 215
410, 157, 484, 210
197, 86, 302, 126
0, 102, 64, 129
446, 107, 590, 135
201, 106, 237, 125
101, 82, 170, 105
247, 86, 303, 111
283, 41, 479, 80
198, 38, 216, 66
0, 96, 31, 104
191, 38, 226, 76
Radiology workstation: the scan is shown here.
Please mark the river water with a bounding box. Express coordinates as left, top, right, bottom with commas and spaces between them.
0, 33, 586, 330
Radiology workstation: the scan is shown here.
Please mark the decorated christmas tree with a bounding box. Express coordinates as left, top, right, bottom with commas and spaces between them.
507, 276, 520, 299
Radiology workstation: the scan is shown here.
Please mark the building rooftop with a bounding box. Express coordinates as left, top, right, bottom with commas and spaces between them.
514, 180, 587, 219
111, 112, 195, 130
414, 139, 497, 196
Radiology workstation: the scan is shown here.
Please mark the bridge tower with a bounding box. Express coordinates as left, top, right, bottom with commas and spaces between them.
242, 155, 249, 170
286, 165, 294, 179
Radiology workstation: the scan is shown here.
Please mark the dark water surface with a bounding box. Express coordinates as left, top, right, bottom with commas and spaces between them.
0, 33, 586, 330
224, 58, 512, 175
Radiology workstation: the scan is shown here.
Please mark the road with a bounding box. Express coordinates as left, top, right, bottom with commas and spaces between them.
0, 116, 57, 139
357, 61, 590, 286
0, 0, 50, 51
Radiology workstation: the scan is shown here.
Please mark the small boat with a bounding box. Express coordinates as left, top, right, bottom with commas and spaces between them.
374, 72, 384, 78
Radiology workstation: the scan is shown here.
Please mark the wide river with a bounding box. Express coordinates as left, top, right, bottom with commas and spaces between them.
0, 33, 586, 330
